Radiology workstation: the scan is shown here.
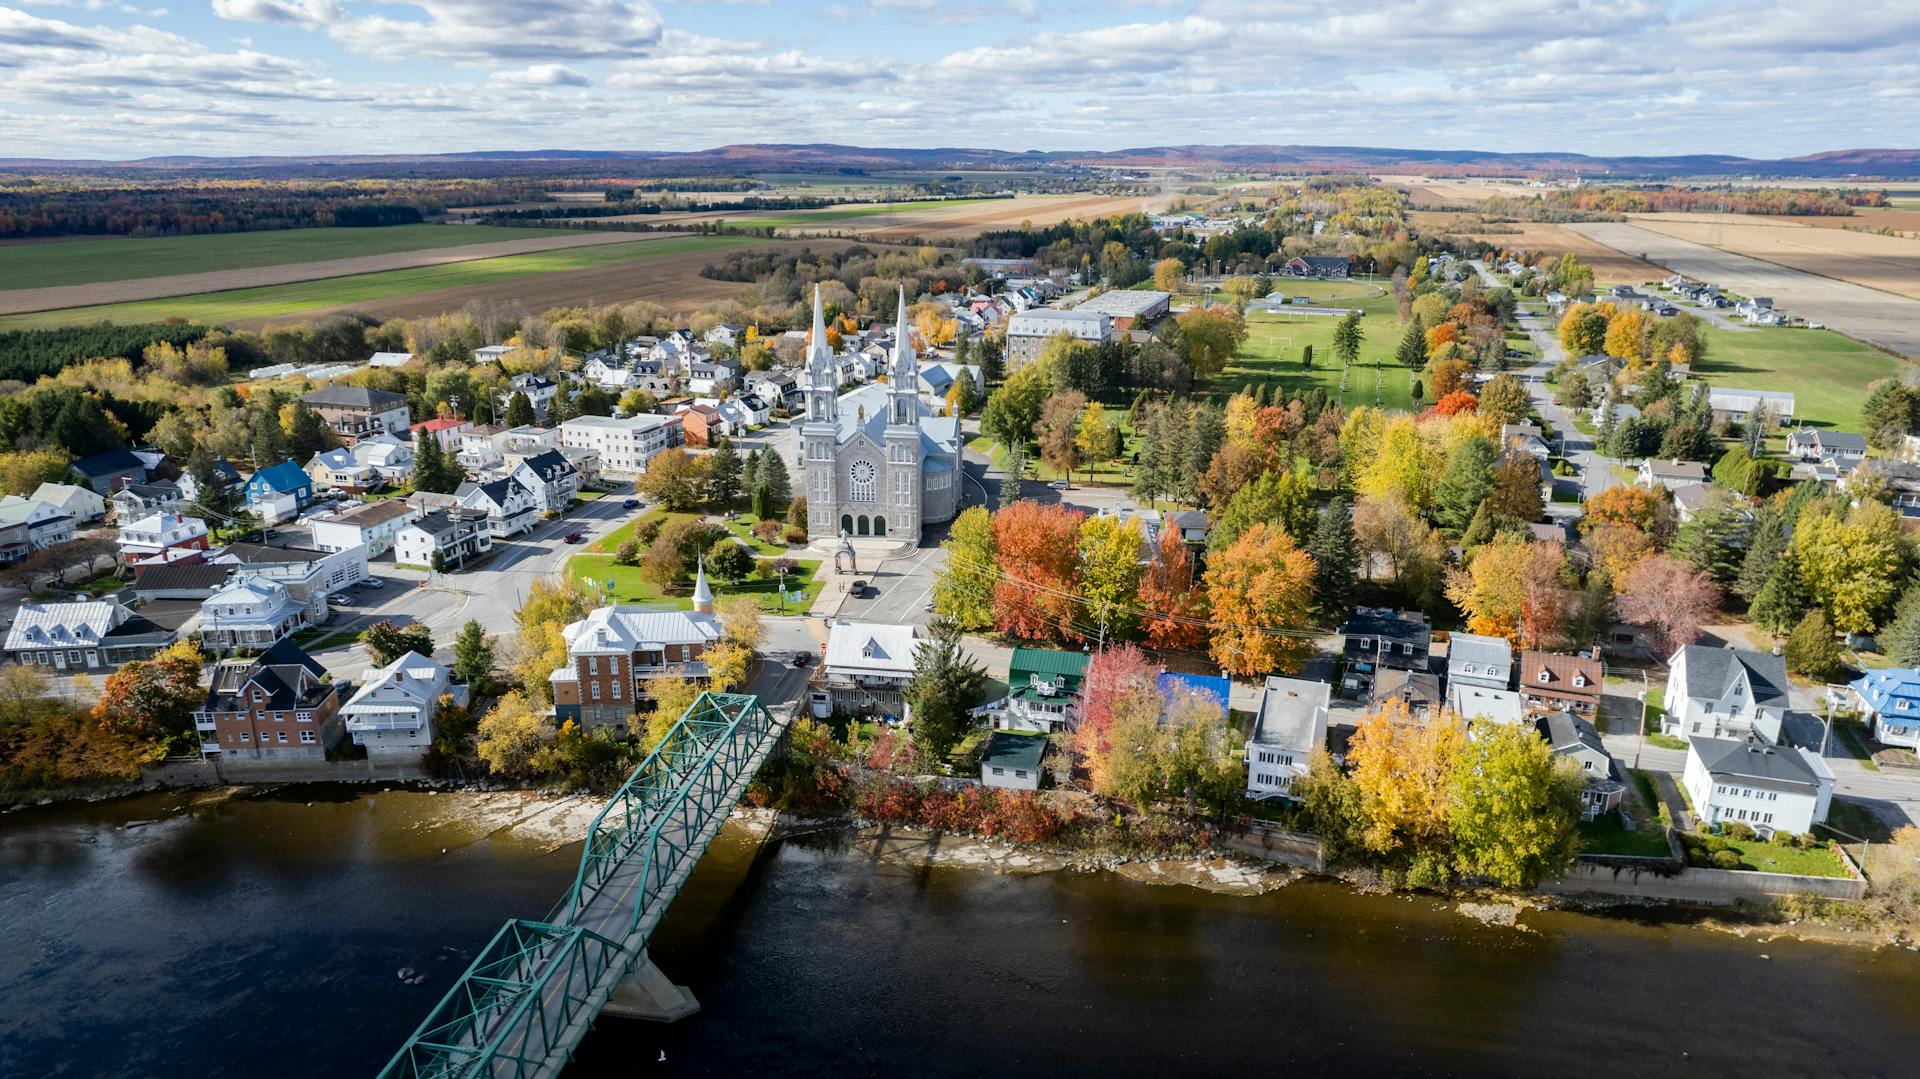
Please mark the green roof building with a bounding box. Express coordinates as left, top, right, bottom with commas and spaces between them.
980, 731, 1048, 791
998, 648, 1091, 735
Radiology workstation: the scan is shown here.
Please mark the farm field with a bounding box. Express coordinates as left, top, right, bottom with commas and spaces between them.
591, 193, 1168, 240
1689, 321, 1901, 431
1379, 174, 1543, 207
1620, 213, 1920, 300
0, 228, 701, 316
0, 235, 843, 332
0, 223, 582, 291
1421, 218, 1663, 285
1217, 282, 1419, 412
1570, 221, 1920, 358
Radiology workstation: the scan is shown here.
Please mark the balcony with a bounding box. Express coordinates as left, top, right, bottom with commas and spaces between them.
200, 742, 223, 756
195, 718, 218, 732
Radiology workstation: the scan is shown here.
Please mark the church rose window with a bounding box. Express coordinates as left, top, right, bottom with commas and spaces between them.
849, 460, 876, 502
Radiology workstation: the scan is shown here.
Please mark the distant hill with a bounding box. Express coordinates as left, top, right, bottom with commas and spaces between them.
5, 142, 1920, 179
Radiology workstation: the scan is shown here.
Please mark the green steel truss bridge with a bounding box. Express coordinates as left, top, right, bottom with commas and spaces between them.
379, 692, 789, 1079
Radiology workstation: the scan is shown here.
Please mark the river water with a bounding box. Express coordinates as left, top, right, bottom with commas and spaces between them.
5, 788, 1920, 1078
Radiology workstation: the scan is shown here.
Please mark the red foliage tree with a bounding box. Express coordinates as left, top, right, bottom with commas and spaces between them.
1617, 555, 1722, 657
1073, 643, 1158, 771
1139, 525, 1208, 649
990, 500, 1086, 642
1431, 390, 1479, 416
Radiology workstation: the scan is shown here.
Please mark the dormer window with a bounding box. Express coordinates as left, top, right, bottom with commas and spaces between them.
1538, 671, 1551, 683
1463, 664, 1474, 674
1573, 675, 1587, 687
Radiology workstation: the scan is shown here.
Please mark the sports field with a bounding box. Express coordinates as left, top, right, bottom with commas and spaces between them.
1216, 281, 1421, 412
0, 234, 783, 331
0, 224, 579, 290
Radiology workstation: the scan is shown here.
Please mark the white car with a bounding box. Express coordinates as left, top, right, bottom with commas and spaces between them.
1047, 480, 1070, 490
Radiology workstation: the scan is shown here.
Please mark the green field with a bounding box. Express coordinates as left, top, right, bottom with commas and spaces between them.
569, 553, 822, 614
1690, 323, 1901, 431
1217, 283, 1419, 411
717, 197, 1001, 231
0, 224, 581, 291
0, 234, 768, 331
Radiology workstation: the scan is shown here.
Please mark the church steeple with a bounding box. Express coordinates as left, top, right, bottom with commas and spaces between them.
804, 285, 836, 425
692, 557, 714, 615
888, 286, 918, 427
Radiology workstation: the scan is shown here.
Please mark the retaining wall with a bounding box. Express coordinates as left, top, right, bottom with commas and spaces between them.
142, 757, 429, 788
1542, 859, 1866, 903
1227, 822, 1326, 872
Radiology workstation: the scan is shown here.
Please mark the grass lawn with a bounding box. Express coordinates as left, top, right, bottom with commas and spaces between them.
0, 224, 584, 291
1821, 797, 1894, 843
569, 554, 822, 614
1691, 323, 1902, 431
1693, 834, 1851, 877
587, 505, 669, 554
0, 234, 771, 331
1829, 717, 1882, 771
1577, 814, 1673, 858
1217, 285, 1417, 412
968, 433, 1131, 486
721, 512, 798, 555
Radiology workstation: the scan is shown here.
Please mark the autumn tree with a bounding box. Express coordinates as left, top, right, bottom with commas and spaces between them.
512, 578, 596, 708
1175, 305, 1247, 379
1033, 390, 1088, 482
1785, 609, 1846, 681
1616, 555, 1720, 657
636, 448, 711, 511
991, 501, 1086, 642
92, 639, 204, 754
1353, 493, 1447, 608
1446, 535, 1566, 647
1582, 485, 1673, 542
1197, 443, 1264, 511
1139, 525, 1208, 650
932, 506, 996, 630
475, 691, 555, 779
1477, 374, 1531, 427
1346, 700, 1464, 863
642, 675, 703, 751
1078, 514, 1144, 641
1448, 721, 1582, 887
1075, 644, 1157, 779
1791, 501, 1909, 633
1557, 302, 1610, 358
1429, 359, 1473, 400
365, 620, 433, 667
1487, 453, 1544, 523
1152, 257, 1186, 293
1158, 687, 1242, 816
1205, 522, 1317, 677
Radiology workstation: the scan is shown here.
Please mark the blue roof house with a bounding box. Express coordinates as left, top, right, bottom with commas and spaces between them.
1851, 668, 1920, 751
244, 460, 315, 525
1157, 671, 1231, 711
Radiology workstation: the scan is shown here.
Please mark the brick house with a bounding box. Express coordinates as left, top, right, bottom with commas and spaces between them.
549, 566, 723, 730
193, 638, 346, 759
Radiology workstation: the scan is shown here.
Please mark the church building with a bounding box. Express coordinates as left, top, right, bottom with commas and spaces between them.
800, 287, 962, 546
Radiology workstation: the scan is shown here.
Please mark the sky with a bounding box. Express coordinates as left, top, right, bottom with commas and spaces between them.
1, 0, 1918, 160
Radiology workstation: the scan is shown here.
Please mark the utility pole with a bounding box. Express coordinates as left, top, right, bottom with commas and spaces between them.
1633, 671, 1648, 770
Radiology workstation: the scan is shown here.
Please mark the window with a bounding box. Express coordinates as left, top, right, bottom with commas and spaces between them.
275, 712, 285, 723
297, 711, 313, 723
1400, 643, 1413, 655
1015, 770, 1028, 779
1463, 664, 1475, 674
591, 682, 601, 701
1539, 671, 1551, 683
991, 767, 1005, 775
299, 731, 316, 744
587, 656, 599, 676
276, 731, 287, 744
239, 731, 250, 742
609, 656, 620, 675
612, 680, 622, 700
1573, 675, 1587, 687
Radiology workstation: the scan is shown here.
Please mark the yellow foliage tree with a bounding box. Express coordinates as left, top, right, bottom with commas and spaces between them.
1204, 522, 1317, 677
1346, 700, 1465, 857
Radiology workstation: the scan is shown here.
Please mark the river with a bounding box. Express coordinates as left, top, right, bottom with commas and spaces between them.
5, 788, 1920, 1078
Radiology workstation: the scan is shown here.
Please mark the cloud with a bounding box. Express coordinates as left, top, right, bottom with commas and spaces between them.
609, 48, 886, 91
209, 0, 340, 27
489, 62, 589, 87
327, 0, 664, 63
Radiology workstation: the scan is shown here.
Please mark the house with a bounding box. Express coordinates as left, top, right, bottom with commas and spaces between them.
456, 476, 538, 538
1447, 632, 1513, 691
394, 507, 493, 570
1843, 458, 1920, 518
508, 450, 579, 514
69, 450, 147, 495
308, 500, 418, 558
194, 638, 346, 759
305, 447, 381, 493
30, 483, 106, 524
1501, 424, 1552, 462
0, 496, 75, 551
0, 516, 30, 564
245, 460, 316, 523
703, 324, 743, 348
559, 414, 683, 476
989, 647, 1089, 733
106, 480, 181, 521
1283, 255, 1351, 279
352, 434, 416, 485
685, 359, 740, 397
979, 731, 1048, 791
1670, 483, 1726, 525
745, 371, 800, 409
811, 620, 922, 719
1637, 459, 1709, 491
1245, 676, 1331, 799
500, 373, 559, 420
342, 651, 467, 761
456, 425, 506, 472
1168, 509, 1209, 544
550, 583, 724, 729
198, 573, 311, 651
1849, 667, 1920, 751
300, 385, 412, 444
209, 541, 368, 620
1340, 607, 1432, 699
1519, 650, 1603, 717
175, 460, 243, 509
411, 416, 471, 453
1449, 683, 1525, 726
116, 512, 210, 560
1707, 388, 1796, 425
1536, 711, 1624, 819
1376, 667, 1444, 717
473, 344, 515, 364
1785, 428, 1867, 463
4, 601, 174, 671
1662, 645, 1791, 744
1683, 737, 1834, 837
1004, 309, 1110, 368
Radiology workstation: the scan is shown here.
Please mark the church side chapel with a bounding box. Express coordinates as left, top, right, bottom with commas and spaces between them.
799, 286, 963, 545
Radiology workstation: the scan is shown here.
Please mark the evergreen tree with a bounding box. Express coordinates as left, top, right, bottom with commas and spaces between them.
1460, 501, 1496, 547
977, 336, 1005, 387
755, 449, 791, 506
1301, 344, 1313, 369
1396, 316, 1426, 368
1309, 495, 1357, 615
1595, 379, 1618, 447
287, 401, 334, 463
1885, 586, 1920, 667
1433, 436, 1499, 533
1567, 570, 1614, 649
902, 619, 988, 760
249, 408, 288, 468
546, 388, 575, 425
1741, 406, 1769, 457
1672, 504, 1745, 587
742, 447, 761, 495
452, 620, 494, 686
503, 390, 535, 428
1749, 551, 1809, 637
413, 433, 459, 494
1000, 442, 1026, 509
1332, 309, 1364, 366
1734, 508, 1786, 601
1411, 378, 1425, 406
707, 441, 743, 508
185, 443, 236, 522
1785, 609, 1846, 681
752, 483, 773, 521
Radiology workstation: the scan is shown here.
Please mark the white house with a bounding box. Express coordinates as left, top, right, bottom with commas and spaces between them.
3, 600, 175, 671
198, 574, 310, 650
1683, 737, 1833, 837
209, 540, 368, 621
1637, 459, 1709, 491
1662, 645, 1792, 744
1447, 632, 1513, 691
559, 414, 683, 476
116, 512, 210, 560
394, 507, 493, 570
341, 651, 468, 760
811, 621, 921, 719
352, 433, 416, 485
0, 496, 75, 551
500, 373, 559, 419
507, 450, 579, 514
1449, 684, 1526, 726
1245, 676, 1331, 798
308, 500, 418, 558
979, 731, 1047, 791
30, 482, 107, 524
457, 476, 538, 538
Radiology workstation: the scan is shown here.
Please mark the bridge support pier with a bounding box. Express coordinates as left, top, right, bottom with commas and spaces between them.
602, 950, 700, 1023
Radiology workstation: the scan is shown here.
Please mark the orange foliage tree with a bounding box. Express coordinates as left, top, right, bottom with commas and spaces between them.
1431, 390, 1479, 417
1139, 525, 1209, 649
990, 501, 1086, 642
1204, 522, 1317, 677
1444, 535, 1567, 647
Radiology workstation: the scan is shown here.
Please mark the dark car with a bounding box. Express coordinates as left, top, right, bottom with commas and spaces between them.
564, 531, 586, 544
791, 651, 812, 667
621, 499, 640, 510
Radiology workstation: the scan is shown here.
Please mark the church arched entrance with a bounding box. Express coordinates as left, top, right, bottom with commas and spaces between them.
840, 514, 852, 536
874, 516, 886, 536
856, 516, 870, 536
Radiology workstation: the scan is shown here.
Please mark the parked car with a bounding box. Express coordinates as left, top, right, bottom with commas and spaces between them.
791, 651, 812, 667
360, 578, 385, 590
327, 593, 350, 606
